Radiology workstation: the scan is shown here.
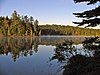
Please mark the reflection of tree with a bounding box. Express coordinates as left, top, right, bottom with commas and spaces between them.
49, 39, 92, 63
83, 37, 100, 50
33, 37, 39, 53
50, 37, 100, 75
49, 40, 76, 63
40, 36, 87, 46
0, 37, 39, 62
63, 51, 100, 75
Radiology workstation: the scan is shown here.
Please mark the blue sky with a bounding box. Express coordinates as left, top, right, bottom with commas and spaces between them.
0, 0, 96, 26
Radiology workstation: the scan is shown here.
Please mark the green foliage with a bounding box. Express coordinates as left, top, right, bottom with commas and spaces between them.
0, 10, 41, 36
34, 19, 38, 32
34, 19, 40, 36
40, 25, 100, 36
73, 0, 100, 27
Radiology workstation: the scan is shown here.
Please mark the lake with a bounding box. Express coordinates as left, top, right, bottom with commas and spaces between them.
0, 36, 95, 75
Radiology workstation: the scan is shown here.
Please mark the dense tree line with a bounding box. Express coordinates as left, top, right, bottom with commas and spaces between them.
0, 11, 100, 36
40, 25, 100, 36
0, 10, 41, 36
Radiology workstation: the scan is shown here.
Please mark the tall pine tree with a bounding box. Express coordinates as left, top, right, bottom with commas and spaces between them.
73, 0, 100, 27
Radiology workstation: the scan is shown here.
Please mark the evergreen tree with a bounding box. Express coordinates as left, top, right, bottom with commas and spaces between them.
2, 17, 9, 35
34, 19, 39, 36
0, 10, 41, 36
73, 0, 100, 27
11, 10, 19, 35
24, 16, 29, 35
29, 16, 34, 36
16, 14, 23, 35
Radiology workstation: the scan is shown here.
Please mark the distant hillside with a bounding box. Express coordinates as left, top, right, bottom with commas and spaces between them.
39, 25, 100, 36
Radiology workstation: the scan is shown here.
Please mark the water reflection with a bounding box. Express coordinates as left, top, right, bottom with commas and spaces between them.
83, 37, 100, 50
50, 37, 100, 75
0, 36, 90, 62
0, 36, 99, 75
0, 37, 39, 62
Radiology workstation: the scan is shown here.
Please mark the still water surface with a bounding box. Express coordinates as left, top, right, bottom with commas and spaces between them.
0, 36, 94, 75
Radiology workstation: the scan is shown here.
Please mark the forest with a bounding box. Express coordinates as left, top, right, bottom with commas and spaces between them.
0, 10, 100, 36
0, 10, 41, 36
40, 25, 100, 36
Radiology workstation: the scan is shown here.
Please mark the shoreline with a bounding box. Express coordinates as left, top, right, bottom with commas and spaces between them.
0, 35, 98, 38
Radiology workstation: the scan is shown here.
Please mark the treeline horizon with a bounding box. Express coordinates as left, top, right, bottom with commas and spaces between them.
0, 10, 100, 36
0, 10, 41, 36
39, 25, 100, 36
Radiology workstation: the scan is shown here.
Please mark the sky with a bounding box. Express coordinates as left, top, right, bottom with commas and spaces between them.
0, 0, 97, 26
